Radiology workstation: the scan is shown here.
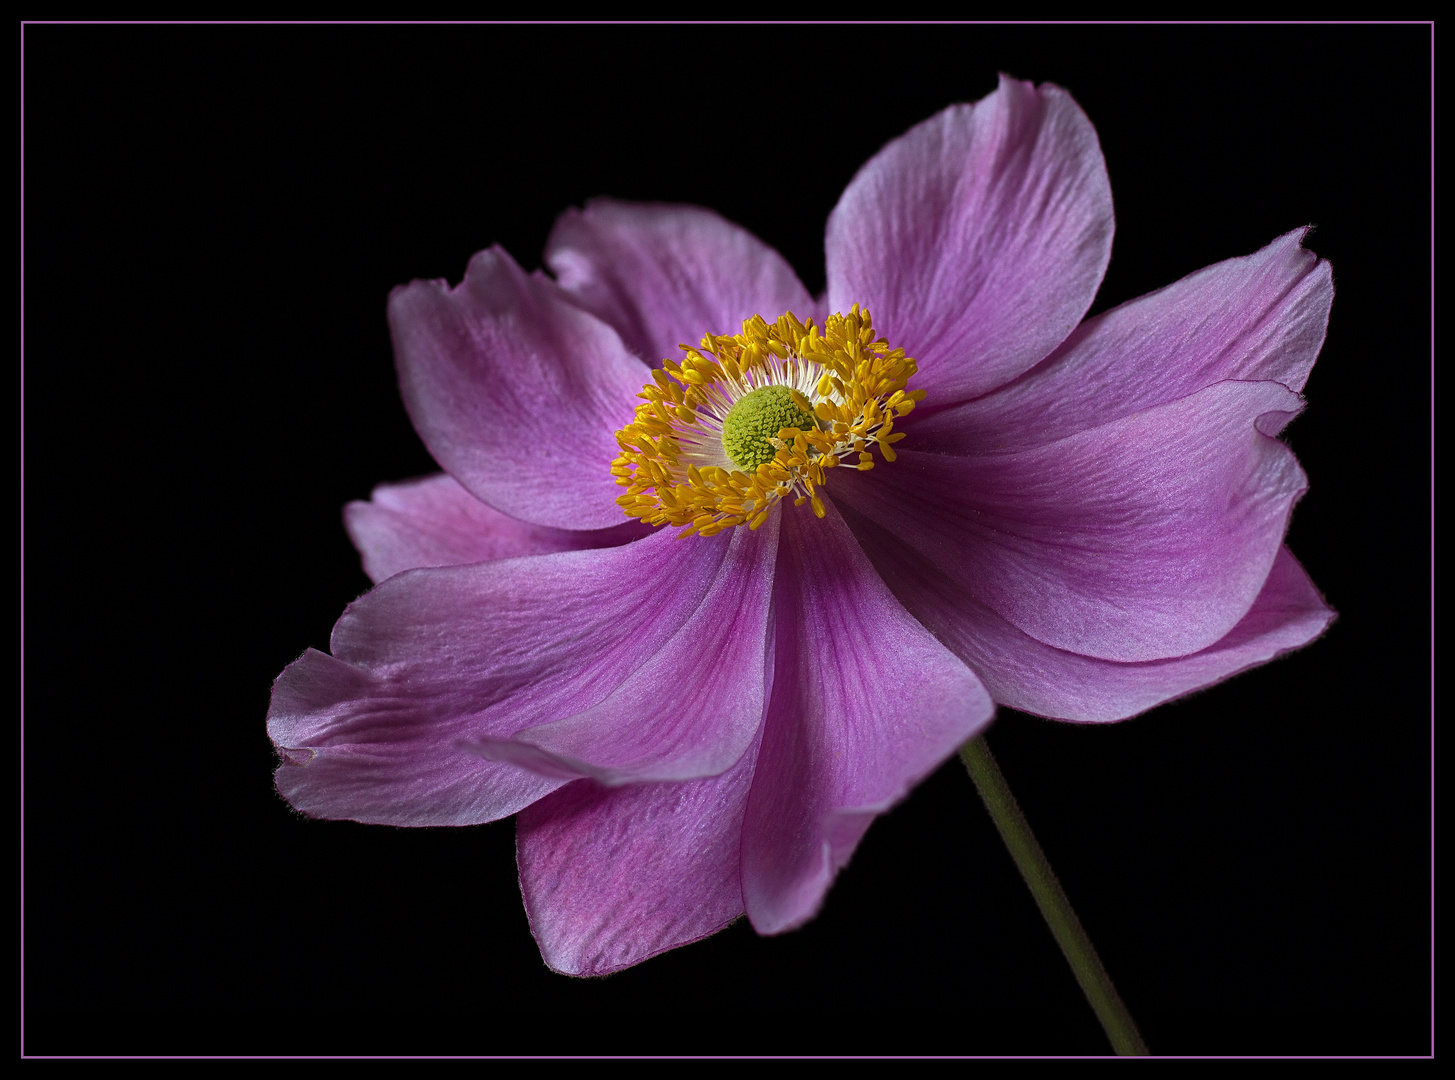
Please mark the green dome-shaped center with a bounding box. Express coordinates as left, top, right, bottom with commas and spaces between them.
720, 385, 817, 471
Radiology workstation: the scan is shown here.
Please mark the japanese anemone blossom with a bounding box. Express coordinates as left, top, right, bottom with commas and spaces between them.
267, 75, 1335, 976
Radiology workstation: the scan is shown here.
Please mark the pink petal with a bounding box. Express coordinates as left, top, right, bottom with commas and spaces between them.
825, 75, 1113, 406
546, 199, 814, 365
740, 499, 994, 935
831, 380, 1309, 663
344, 472, 652, 584
388, 247, 648, 530
912, 229, 1334, 454
268, 648, 562, 827
844, 493, 1334, 721
268, 526, 736, 826
516, 725, 763, 977
466, 514, 779, 785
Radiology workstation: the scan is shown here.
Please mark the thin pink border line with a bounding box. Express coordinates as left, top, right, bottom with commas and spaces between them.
18, 14, 26, 1062
11, 18, 1441, 24
17, 17, 1437, 1061
12, 1054, 1443, 1061
1427, 16, 1437, 1065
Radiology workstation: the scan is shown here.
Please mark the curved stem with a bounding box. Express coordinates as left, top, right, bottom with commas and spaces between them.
960, 735, 1149, 1056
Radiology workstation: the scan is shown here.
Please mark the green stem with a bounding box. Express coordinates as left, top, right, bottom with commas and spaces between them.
959, 735, 1149, 1056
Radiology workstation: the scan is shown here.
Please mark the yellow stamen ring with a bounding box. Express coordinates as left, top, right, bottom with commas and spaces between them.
611, 305, 924, 538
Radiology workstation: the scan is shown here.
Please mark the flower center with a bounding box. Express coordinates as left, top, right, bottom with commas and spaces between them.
611, 306, 924, 538
721, 386, 819, 471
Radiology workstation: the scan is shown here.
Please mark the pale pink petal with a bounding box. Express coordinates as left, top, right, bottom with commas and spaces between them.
913, 229, 1334, 454
740, 499, 994, 935
344, 472, 652, 584
830, 381, 1308, 663
388, 247, 648, 530
825, 75, 1113, 406
516, 725, 763, 977
268, 526, 735, 826
466, 514, 779, 785
268, 648, 563, 826
844, 493, 1334, 721
546, 199, 814, 365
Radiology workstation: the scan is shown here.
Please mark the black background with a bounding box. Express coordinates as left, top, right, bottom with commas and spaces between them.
23, 24, 1432, 1057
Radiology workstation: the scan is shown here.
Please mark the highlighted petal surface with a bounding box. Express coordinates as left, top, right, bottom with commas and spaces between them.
467, 515, 779, 785
345, 472, 652, 584
269, 527, 747, 826
741, 499, 993, 935
845, 495, 1334, 721
547, 199, 814, 366
832, 381, 1309, 662
914, 229, 1334, 454
389, 248, 647, 530
826, 75, 1113, 406
516, 726, 762, 977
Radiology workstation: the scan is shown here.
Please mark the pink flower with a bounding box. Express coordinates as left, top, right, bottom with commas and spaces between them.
267, 76, 1334, 976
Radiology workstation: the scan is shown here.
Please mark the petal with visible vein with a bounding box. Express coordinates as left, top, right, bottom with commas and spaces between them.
832, 381, 1309, 663
844, 492, 1334, 722
466, 514, 779, 785
268, 526, 736, 826
389, 247, 647, 530
826, 75, 1113, 407
913, 229, 1334, 455
741, 499, 993, 935
517, 724, 763, 977
345, 472, 652, 584
547, 199, 813, 366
